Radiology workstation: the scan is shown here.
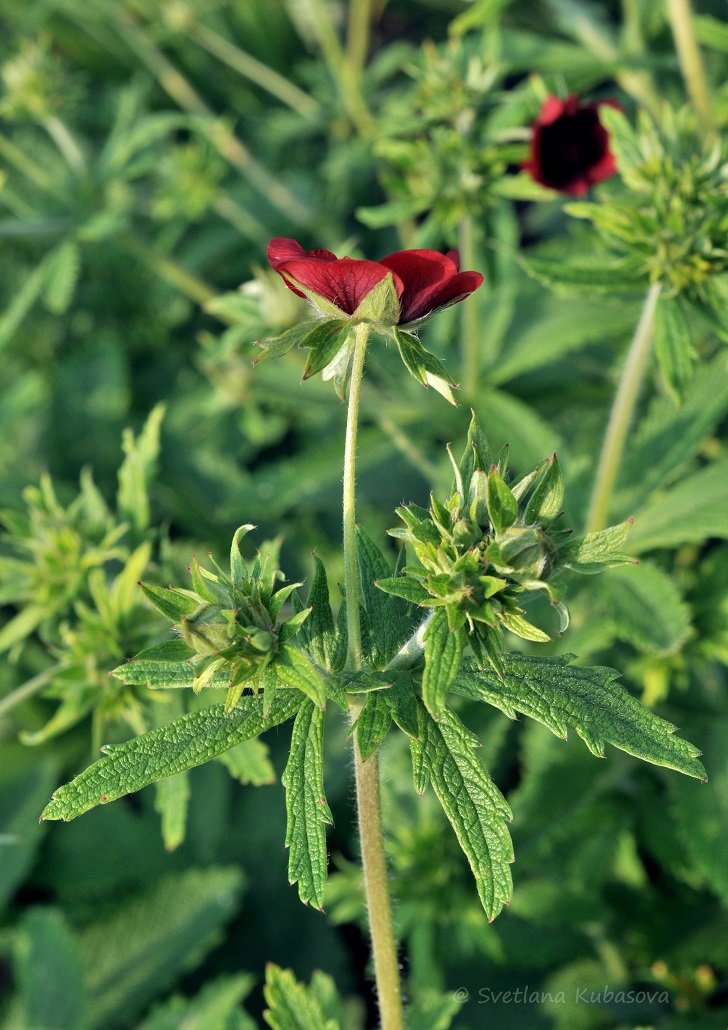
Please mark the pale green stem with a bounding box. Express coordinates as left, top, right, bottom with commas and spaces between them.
343, 324, 369, 672
586, 282, 661, 533
43, 116, 87, 176
342, 323, 404, 1029
0, 665, 59, 721
665, 0, 716, 136
190, 23, 320, 118
346, 0, 373, 79
458, 216, 480, 402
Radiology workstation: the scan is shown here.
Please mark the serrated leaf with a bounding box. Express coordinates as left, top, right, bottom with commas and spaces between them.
80, 868, 243, 1028
297, 554, 336, 669
357, 526, 416, 668
14, 908, 87, 1030
275, 644, 326, 707
596, 560, 692, 656
355, 692, 392, 761
254, 320, 322, 364
418, 703, 513, 919
111, 656, 219, 690
654, 295, 694, 403
136, 974, 255, 1030
521, 254, 643, 291
422, 609, 466, 718
41, 693, 302, 821
628, 458, 728, 552
559, 519, 635, 573
453, 653, 706, 778
263, 965, 339, 1030
281, 701, 331, 908
216, 737, 276, 785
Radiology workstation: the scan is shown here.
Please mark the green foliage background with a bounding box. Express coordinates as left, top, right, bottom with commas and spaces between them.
1, 0, 728, 1027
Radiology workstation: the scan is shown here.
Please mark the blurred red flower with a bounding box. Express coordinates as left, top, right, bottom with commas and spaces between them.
523, 94, 619, 196
268, 238, 483, 327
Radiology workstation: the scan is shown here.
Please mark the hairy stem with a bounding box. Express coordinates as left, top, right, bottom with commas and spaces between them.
586, 281, 661, 533
665, 0, 715, 136
343, 324, 404, 1030
343, 324, 369, 672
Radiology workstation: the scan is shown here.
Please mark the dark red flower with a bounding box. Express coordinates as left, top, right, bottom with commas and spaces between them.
523, 94, 619, 196
267, 238, 483, 327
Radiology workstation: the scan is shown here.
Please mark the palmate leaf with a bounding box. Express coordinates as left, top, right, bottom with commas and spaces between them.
41, 693, 302, 821
453, 654, 706, 779
282, 700, 332, 908
415, 702, 514, 920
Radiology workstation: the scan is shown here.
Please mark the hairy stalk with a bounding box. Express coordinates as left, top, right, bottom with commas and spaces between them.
343, 324, 369, 672
459, 216, 480, 402
586, 281, 661, 533
665, 0, 716, 136
343, 324, 404, 1030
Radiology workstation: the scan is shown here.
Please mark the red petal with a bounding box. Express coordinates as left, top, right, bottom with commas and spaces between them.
268, 237, 338, 269
379, 249, 461, 322
276, 257, 396, 315
402, 270, 484, 323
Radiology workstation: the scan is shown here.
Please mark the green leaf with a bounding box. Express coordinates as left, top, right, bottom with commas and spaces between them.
559, 519, 636, 573
355, 692, 392, 761
111, 657, 211, 690
356, 526, 416, 668
301, 322, 352, 380
521, 254, 644, 291
275, 644, 327, 707
596, 560, 692, 657
375, 574, 431, 605
282, 701, 332, 908
351, 272, 400, 323
14, 908, 87, 1030
422, 609, 466, 718
524, 454, 563, 525
79, 868, 243, 1028
297, 554, 336, 669
654, 295, 694, 403
117, 403, 165, 534
154, 771, 190, 852
216, 737, 276, 785
254, 320, 322, 364
385, 674, 420, 737
499, 607, 551, 643
136, 975, 255, 1030
453, 653, 706, 778
418, 703, 513, 919
41, 693, 302, 821
263, 965, 340, 1030
131, 639, 196, 662
627, 458, 728, 552
393, 329, 457, 405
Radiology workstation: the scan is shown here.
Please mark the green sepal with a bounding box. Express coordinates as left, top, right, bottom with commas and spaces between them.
230, 524, 255, 584
393, 328, 457, 405
559, 518, 636, 573
385, 674, 420, 737
254, 320, 322, 364
523, 454, 564, 526
355, 692, 392, 761
422, 609, 466, 718
278, 606, 312, 643
130, 639, 196, 663
498, 608, 551, 643
302, 321, 352, 380
351, 272, 400, 324
486, 468, 518, 534
140, 583, 200, 621
275, 643, 327, 708
375, 575, 431, 605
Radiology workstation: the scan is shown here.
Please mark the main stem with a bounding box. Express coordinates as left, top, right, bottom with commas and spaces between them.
586, 282, 661, 533
343, 324, 404, 1030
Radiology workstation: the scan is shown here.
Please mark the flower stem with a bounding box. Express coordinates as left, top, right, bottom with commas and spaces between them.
586, 281, 661, 533
665, 0, 716, 137
343, 324, 369, 672
342, 324, 404, 1030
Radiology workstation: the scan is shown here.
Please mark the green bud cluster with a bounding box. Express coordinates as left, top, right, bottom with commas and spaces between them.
140, 525, 311, 711
567, 106, 728, 301
377, 414, 635, 676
